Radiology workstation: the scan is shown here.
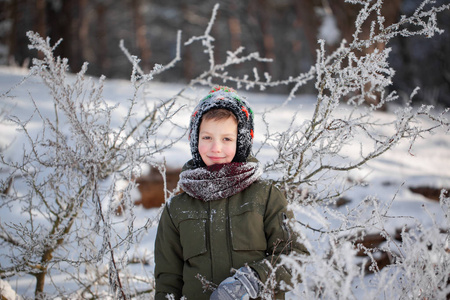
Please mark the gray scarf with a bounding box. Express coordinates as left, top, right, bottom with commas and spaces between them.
179, 162, 262, 201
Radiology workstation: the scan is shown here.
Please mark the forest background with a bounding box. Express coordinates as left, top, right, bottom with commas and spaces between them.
1, 0, 450, 299
1, 0, 450, 106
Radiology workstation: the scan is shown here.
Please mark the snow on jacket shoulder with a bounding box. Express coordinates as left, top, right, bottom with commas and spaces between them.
154, 179, 309, 300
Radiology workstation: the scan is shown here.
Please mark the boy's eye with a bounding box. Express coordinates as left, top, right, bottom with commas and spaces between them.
224, 137, 234, 142
201, 136, 211, 140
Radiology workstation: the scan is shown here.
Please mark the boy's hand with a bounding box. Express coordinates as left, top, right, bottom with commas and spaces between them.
210, 266, 260, 300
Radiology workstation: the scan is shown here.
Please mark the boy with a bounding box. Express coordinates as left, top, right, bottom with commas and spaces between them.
154, 86, 309, 299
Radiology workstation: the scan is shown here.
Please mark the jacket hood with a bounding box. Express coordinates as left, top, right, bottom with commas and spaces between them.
188, 86, 254, 168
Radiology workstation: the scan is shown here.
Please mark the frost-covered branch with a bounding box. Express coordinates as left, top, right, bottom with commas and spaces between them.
0, 31, 178, 298
259, 0, 450, 206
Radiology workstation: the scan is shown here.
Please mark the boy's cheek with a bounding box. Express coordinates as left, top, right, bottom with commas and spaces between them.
198, 143, 208, 155
198, 143, 210, 165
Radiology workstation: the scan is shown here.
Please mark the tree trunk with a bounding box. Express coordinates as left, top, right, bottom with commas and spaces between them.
77, 0, 89, 63
181, 4, 194, 80
35, 0, 46, 60
34, 249, 53, 299
228, 0, 242, 51
95, 3, 109, 75
246, 0, 273, 74
6, 0, 18, 64
295, 0, 321, 56
131, 0, 151, 72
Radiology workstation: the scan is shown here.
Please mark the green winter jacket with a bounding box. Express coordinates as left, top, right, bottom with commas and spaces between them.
154, 163, 309, 300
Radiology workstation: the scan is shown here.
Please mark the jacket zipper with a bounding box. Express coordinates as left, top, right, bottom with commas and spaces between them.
226, 198, 234, 268
207, 201, 213, 279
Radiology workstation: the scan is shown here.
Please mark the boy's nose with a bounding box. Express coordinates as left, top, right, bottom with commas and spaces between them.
211, 141, 221, 152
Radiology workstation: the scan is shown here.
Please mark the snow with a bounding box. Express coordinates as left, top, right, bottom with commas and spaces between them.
318, 10, 341, 45
0, 279, 22, 300
0, 65, 449, 298
178, 161, 262, 201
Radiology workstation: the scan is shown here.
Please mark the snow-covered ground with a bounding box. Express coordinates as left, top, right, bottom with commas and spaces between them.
0, 65, 449, 298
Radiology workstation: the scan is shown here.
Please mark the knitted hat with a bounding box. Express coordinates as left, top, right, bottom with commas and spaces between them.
189, 86, 254, 167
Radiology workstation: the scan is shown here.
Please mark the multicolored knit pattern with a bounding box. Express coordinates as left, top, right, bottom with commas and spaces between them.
189, 86, 254, 167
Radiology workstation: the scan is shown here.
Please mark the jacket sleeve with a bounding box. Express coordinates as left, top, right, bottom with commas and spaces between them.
248, 184, 309, 292
154, 204, 184, 300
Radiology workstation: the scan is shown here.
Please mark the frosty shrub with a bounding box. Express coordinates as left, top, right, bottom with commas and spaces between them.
0, 32, 186, 298
1, 0, 450, 299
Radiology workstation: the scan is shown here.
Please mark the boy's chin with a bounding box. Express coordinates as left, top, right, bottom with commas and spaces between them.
203, 160, 230, 166
202, 157, 230, 166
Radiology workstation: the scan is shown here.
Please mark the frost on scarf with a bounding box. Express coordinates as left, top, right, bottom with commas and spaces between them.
179, 162, 262, 201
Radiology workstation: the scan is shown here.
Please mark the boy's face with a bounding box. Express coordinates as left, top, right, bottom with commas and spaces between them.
198, 116, 238, 166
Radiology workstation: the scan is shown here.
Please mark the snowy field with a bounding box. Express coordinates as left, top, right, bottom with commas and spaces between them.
1, 65, 449, 298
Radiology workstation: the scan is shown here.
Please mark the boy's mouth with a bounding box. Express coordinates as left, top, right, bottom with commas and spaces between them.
208, 156, 226, 161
